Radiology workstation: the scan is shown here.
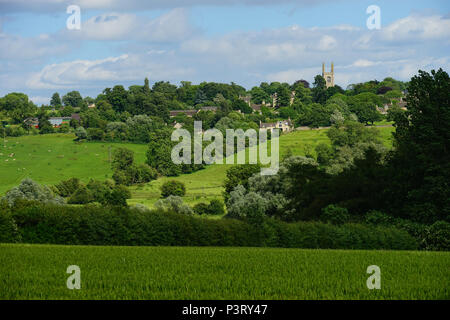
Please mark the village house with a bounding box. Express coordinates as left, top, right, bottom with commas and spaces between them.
24, 113, 80, 128
169, 106, 219, 118
260, 119, 294, 133
169, 110, 198, 118
379, 97, 408, 114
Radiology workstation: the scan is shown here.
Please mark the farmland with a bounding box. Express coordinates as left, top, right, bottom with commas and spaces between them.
0, 127, 395, 207
0, 244, 447, 300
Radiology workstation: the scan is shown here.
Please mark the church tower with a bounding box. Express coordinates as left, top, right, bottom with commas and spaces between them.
322, 62, 335, 88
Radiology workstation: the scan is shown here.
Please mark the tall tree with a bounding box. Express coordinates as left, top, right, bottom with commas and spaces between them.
50, 93, 62, 107
387, 68, 450, 223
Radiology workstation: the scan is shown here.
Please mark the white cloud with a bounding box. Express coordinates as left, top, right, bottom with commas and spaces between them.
65, 8, 194, 42
26, 53, 195, 89
30, 96, 50, 105
381, 14, 450, 42
317, 35, 337, 51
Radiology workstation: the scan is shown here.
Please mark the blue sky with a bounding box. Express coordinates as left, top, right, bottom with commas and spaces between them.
0, 0, 449, 104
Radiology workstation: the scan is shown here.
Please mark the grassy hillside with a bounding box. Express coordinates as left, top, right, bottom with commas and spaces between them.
0, 244, 447, 299
0, 127, 395, 207
0, 134, 148, 195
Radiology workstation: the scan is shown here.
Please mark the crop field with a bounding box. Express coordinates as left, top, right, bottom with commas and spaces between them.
0, 127, 395, 208
0, 244, 447, 300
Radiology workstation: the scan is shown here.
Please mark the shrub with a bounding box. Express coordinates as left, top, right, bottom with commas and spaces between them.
160, 180, 186, 198
8, 203, 417, 250
208, 199, 225, 215
75, 126, 87, 140
193, 203, 210, 215
54, 178, 82, 197
68, 186, 93, 204
135, 164, 158, 183
3, 178, 64, 207
155, 196, 193, 215
86, 179, 112, 204
365, 210, 394, 226
423, 221, 450, 251
106, 185, 131, 207
0, 210, 21, 243
321, 204, 350, 225
87, 127, 105, 141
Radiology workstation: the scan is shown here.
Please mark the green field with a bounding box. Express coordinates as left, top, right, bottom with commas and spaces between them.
0, 127, 395, 208
0, 134, 147, 195
0, 244, 447, 300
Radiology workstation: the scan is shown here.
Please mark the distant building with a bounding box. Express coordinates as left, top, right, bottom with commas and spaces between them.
199, 106, 218, 112
173, 122, 183, 129
169, 110, 198, 118
260, 119, 293, 133
49, 117, 72, 127
239, 95, 252, 106
251, 104, 263, 114
170, 106, 218, 118
322, 62, 335, 88
24, 114, 79, 129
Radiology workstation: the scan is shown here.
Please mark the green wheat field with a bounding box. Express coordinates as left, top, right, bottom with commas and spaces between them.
0, 244, 448, 300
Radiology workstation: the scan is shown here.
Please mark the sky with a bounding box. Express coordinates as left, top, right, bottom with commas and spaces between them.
0, 0, 449, 105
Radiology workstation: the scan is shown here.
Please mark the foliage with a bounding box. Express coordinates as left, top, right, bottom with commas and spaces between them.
160, 180, 186, 198
321, 204, 350, 225
154, 195, 193, 215
386, 69, 450, 224
223, 164, 261, 202
2, 203, 418, 252
3, 178, 64, 207
75, 126, 87, 140
422, 221, 450, 251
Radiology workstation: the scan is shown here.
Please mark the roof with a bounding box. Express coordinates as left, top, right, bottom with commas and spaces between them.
199, 106, 218, 112
169, 110, 198, 117
260, 120, 293, 129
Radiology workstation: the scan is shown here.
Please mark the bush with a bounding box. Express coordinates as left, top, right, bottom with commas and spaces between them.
68, 186, 93, 204
54, 178, 82, 197
208, 199, 225, 215
154, 196, 193, 215
106, 185, 131, 207
423, 221, 450, 251
7, 203, 417, 250
87, 127, 105, 141
193, 202, 210, 215
193, 200, 225, 216
365, 210, 394, 226
3, 178, 64, 207
160, 180, 186, 198
321, 204, 350, 225
75, 126, 87, 140
0, 209, 21, 243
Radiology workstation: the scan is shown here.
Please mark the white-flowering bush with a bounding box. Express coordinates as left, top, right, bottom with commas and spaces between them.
154, 195, 193, 215
3, 178, 65, 206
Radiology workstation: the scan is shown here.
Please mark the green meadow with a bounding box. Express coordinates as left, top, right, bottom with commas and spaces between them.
0, 134, 147, 195
0, 244, 447, 300
0, 126, 395, 208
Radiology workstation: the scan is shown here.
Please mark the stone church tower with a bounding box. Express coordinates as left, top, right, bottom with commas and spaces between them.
322, 62, 335, 88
